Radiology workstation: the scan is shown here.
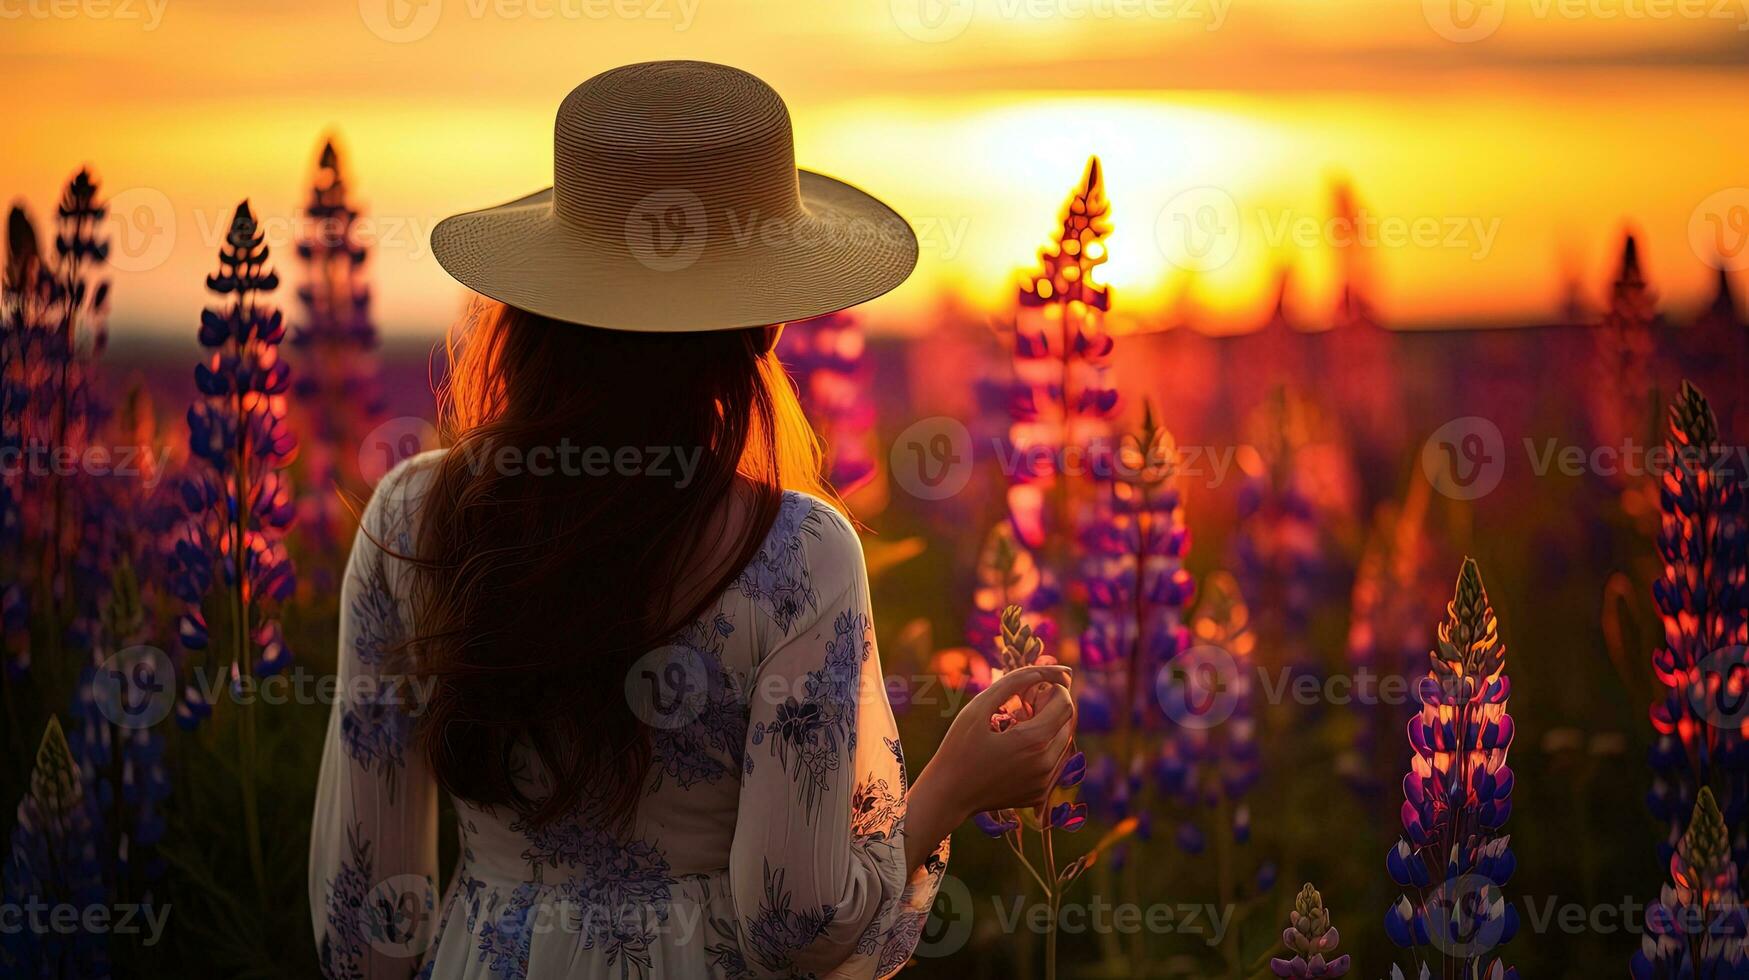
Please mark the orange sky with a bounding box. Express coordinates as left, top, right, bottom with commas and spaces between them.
5, 0, 1747, 337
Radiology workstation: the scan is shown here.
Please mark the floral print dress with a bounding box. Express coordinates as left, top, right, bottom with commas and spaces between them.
310, 452, 950, 979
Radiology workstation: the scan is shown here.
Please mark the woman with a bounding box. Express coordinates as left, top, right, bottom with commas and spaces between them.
309, 61, 1076, 979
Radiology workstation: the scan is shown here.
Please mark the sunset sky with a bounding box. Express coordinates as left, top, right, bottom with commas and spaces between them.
5, 0, 1748, 337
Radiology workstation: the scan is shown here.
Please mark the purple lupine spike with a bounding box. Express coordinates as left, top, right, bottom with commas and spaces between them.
289, 139, 384, 583
1, 172, 113, 681
1, 718, 110, 977
1587, 234, 1659, 472
1079, 405, 1191, 824
1270, 883, 1351, 978
1008, 157, 1118, 557
1632, 787, 1749, 978
1233, 388, 1350, 701
1157, 570, 1259, 863
0, 206, 45, 678
1385, 558, 1520, 980
1647, 381, 1749, 868
1341, 493, 1443, 801
174, 200, 298, 725
68, 559, 172, 912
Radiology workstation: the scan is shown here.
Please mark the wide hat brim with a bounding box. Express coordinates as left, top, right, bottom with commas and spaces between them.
431, 169, 918, 332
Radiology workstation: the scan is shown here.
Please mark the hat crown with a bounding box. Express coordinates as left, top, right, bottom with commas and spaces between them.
553, 61, 803, 238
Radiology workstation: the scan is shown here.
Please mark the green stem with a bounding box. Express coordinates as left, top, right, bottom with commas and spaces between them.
1215, 792, 1238, 979
1042, 819, 1058, 980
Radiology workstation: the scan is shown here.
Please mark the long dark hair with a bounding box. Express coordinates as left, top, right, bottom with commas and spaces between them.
402, 300, 832, 830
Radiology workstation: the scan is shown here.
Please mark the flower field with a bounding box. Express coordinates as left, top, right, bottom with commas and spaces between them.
3, 144, 1749, 980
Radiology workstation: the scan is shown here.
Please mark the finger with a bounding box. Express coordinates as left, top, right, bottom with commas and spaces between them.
1023, 680, 1074, 715
974, 665, 1071, 709
1039, 726, 1075, 782
1013, 686, 1075, 733
1020, 680, 1061, 712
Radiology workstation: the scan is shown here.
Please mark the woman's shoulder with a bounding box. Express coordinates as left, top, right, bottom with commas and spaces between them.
734, 488, 862, 638
359, 448, 448, 540
763, 489, 860, 565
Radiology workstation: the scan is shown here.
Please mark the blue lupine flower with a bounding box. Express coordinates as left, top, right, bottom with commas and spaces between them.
1, 718, 110, 978
1077, 406, 1192, 846
1006, 156, 1118, 562
1384, 559, 1519, 980
0, 172, 113, 680
1342, 500, 1442, 801
1632, 788, 1749, 979
1647, 382, 1749, 868
289, 139, 384, 576
1232, 389, 1347, 703
173, 200, 298, 720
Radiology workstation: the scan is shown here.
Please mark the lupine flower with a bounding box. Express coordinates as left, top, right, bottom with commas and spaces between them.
974, 608, 1082, 835
1233, 389, 1352, 689
1001, 156, 1118, 620
172, 199, 299, 722
290, 139, 383, 575
1588, 235, 1660, 482
1271, 882, 1351, 978
1157, 572, 1258, 859
1632, 787, 1749, 979
778, 310, 875, 494
0, 171, 112, 681
1, 718, 109, 978
1341, 491, 1442, 801
966, 522, 1058, 665
1071, 404, 1191, 864
1384, 558, 1519, 980
973, 605, 1129, 980
46, 170, 112, 620
0, 206, 51, 678
1647, 381, 1749, 867
68, 560, 171, 903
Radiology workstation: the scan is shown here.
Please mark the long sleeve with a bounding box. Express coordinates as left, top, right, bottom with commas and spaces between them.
309, 458, 441, 980
730, 500, 950, 979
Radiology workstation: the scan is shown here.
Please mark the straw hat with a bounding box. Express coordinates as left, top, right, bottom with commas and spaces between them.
431, 61, 918, 332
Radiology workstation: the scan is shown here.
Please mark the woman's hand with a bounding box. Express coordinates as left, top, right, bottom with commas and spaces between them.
904, 665, 1075, 870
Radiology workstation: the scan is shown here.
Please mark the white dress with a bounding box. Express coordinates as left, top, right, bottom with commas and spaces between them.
309, 452, 950, 979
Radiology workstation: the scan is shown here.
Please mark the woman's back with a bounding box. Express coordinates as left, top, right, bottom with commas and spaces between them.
310, 451, 949, 980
